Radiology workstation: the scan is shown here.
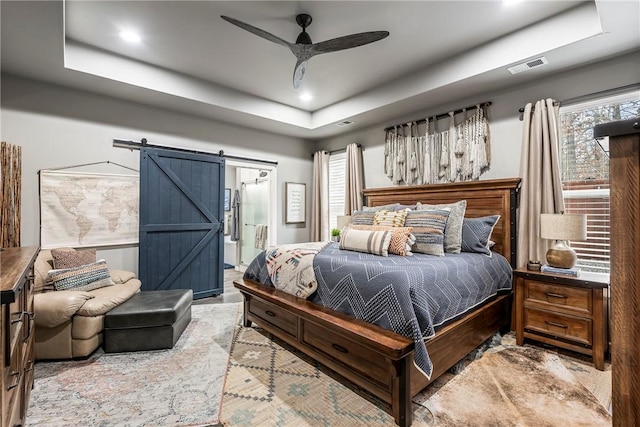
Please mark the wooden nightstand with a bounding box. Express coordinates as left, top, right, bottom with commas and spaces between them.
514, 267, 609, 370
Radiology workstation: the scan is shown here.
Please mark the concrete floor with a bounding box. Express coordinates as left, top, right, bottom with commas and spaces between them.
192, 267, 245, 305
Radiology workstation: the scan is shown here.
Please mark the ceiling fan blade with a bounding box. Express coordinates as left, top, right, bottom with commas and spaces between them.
221, 15, 293, 50
293, 59, 308, 89
310, 31, 389, 55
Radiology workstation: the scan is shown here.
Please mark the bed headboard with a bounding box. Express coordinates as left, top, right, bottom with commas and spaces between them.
362, 178, 521, 267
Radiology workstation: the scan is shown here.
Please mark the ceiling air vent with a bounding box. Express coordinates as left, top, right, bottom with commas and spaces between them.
507, 56, 548, 74
335, 120, 354, 127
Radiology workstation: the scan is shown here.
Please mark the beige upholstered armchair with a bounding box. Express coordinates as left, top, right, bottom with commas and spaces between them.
33, 249, 141, 360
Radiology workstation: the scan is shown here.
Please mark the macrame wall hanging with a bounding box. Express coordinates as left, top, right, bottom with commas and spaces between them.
384, 103, 491, 185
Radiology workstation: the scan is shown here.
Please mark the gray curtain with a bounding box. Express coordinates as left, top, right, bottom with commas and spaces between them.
311, 150, 330, 241
517, 98, 565, 268
344, 143, 364, 215
230, 189, 240, 241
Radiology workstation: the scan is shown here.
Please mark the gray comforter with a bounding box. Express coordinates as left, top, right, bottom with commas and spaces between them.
243, 242, 512, 378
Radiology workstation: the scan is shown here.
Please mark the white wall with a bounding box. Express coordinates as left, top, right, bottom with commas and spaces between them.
316, 51, 640, 190
1, 75, 315, 272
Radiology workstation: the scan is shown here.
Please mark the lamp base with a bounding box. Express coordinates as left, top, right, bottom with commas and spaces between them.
546, 240, 577, 269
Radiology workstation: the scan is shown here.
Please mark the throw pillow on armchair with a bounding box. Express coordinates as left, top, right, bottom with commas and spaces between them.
33, 248, 141, 360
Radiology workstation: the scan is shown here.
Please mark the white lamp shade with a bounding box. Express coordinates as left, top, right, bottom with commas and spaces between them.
336, 215, 352, 230
540, 213, 587, 241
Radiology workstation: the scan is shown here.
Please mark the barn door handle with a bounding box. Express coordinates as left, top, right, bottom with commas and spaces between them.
332, 343, 349, 354
265, 310, 276, 317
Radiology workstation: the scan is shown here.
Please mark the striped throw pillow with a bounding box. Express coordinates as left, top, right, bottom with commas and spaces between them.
349, 225, 414, 256
339, 228, 392, 257
373, 209, 409, 227
404, 208, 451, 256
417, 200, 467, 254
49, 259, 113, 292
351, 210, 376, 226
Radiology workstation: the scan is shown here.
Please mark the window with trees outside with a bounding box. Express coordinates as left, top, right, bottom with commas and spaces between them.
559, 89, 640, 274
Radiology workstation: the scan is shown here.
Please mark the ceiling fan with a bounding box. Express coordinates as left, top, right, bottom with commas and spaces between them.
221, 14, 389, 89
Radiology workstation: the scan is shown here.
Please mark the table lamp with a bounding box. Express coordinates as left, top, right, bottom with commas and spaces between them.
540, 213, 587, 269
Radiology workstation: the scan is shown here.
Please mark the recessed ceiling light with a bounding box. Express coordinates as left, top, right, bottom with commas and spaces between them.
119, 30, 142, 43
300, 92, 313, 102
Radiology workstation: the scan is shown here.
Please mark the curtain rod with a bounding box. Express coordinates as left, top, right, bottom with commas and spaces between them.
312, 143, 362, 158
112, 138, 278, 166
384, 102, 491, 132
329, 143, 362, 155
517, 83, 640, 114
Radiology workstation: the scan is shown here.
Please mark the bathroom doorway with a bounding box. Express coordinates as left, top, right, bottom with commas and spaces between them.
224, 160, 277, 270
239, 169, 270, 266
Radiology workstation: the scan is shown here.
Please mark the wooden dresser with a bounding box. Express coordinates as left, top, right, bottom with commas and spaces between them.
1, 246, 39, 427
594, 117, 640, 427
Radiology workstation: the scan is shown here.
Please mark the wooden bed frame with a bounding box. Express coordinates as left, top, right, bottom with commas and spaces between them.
234, 178, 521, 426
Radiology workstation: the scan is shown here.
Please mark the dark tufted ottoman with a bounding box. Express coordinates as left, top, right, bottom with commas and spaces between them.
103, 289, 193, 353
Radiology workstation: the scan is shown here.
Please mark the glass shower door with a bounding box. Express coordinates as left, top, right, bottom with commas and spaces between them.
240, 178, 270, 266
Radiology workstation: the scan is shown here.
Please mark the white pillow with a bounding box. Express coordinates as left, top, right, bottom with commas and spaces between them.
339, 228, 392, 257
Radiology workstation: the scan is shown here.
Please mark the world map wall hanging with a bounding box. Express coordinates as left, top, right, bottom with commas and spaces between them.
39, 170, 139, 249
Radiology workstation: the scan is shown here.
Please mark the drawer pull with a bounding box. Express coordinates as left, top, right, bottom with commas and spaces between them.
331, 343, 349, 354
545, 292, 567, 299
25, 360, 35, 373
11, 311, 25, 325
265, 310, 276, 317
24, 312, 35, 342
545, 321, 568, 329
7, 370, 21, 390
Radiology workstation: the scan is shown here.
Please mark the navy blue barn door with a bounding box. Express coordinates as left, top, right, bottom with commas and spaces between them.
139, 147, 224, 299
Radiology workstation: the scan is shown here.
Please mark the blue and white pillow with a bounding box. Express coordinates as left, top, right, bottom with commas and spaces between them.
461, 215, 501, 256
49, 259, 113, 292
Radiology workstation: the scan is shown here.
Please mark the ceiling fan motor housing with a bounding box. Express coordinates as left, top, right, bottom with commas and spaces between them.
295, 14, 313, 44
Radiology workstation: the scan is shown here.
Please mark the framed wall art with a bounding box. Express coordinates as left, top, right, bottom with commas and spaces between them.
285, 182, 305, 224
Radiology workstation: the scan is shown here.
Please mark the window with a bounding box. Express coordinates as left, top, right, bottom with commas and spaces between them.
559, 90, 640, 274
328, 151, 346, 234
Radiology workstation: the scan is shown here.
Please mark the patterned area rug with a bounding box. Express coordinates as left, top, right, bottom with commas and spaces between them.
27, 303, 241, 427
220, 327, 612, 427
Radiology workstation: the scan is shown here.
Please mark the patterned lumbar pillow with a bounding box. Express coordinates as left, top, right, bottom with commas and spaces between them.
461, 215, 501, 257
339, 228, 392, 257
417, 200, 467, 254
51, 248, 97, 269
404, 208, 451, 256
49, 259, 113, 292
349, 225, 414, 256
372, 208, 409, 227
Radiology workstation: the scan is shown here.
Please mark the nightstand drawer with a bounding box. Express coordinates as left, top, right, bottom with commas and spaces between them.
525, 280, 591, 314
524, 308, 592, 346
